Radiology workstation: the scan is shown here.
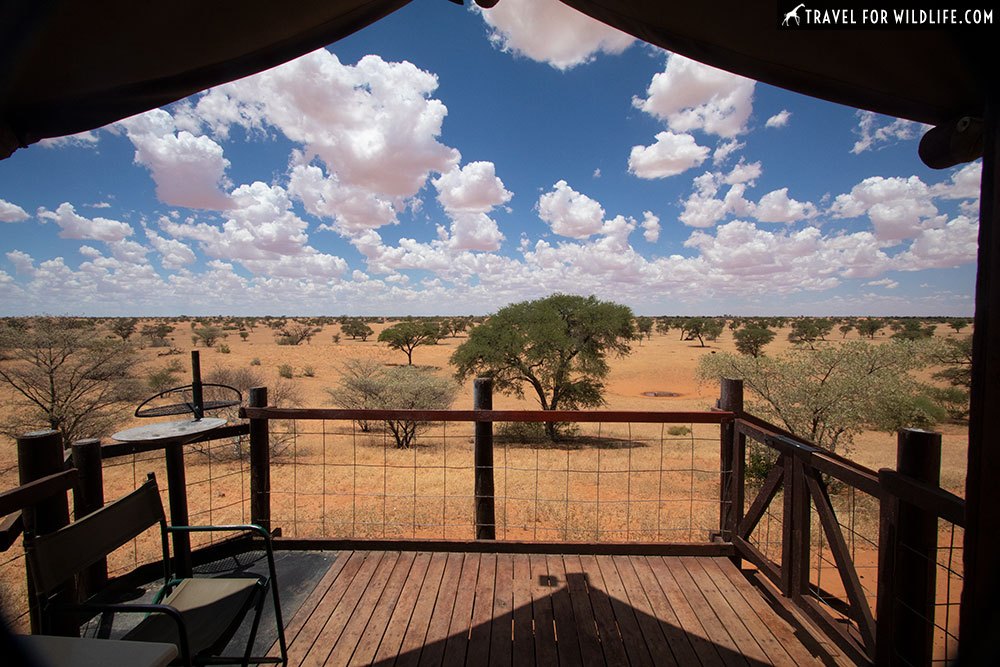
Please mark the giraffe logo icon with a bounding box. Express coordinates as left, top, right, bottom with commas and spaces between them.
782, 3, 806, 26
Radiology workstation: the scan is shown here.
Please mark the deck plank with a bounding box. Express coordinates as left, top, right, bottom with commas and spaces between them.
628, 555, 702, 667
647, 556, 728, 667
286, 550, 368, 667
697, 558, 800, 667
467, 552, 497, 666
489, 553, 514, 667
563, 554, 604, 663
322, 550, 402, 666
269, 550, 349, 659
713, 560, 825, 667
417, 552, 465, 667
440, 552, 480, 667
278, 551, 838, 667
528, 553, 558, 667
347, 550, 417, 666
612, 554, 678, 667
546, 553, 583, 667
510, 554, 535, 667
682, 556, 772, 665
596, 554, 655, 667
385, 551, 441, 667
578, 554, 630, 667
664, 556, 749, 667
300, 551, 386, 667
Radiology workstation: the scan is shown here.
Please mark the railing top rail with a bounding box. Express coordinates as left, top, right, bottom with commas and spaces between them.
735, 419, 881, 497
879, 468, 965, 526
240, 407, 734, 424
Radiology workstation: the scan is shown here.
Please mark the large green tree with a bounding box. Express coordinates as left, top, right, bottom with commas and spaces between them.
698, 340, 943, 455
450, 294, 635, 440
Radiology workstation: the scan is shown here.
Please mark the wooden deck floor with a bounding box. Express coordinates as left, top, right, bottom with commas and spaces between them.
270, 551, 829, 666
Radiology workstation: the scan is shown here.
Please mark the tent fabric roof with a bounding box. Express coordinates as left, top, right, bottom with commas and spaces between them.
0, 0, 989, 158
561, 1, 988, 127
0, 0, 411, 158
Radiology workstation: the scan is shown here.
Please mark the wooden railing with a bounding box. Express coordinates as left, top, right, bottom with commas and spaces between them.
718, 378, 965, 666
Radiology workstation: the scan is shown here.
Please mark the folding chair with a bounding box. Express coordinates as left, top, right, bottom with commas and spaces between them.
23, 473, 288, 666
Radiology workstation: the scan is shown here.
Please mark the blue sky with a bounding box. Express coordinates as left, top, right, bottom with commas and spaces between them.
0, 0, 981, 317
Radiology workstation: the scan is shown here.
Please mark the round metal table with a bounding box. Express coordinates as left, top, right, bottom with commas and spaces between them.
112, 417, 226, 446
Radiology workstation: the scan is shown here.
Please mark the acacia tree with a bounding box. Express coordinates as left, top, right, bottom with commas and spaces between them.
636, 316, 654, 341
0, 318, 143, 444
450, 294, 635, 440
341, 321, 374, 341
856, 318, 884, 339
733, 326, 775, 357
698, 340, 943, 455
110, 318, 138, 341
378, 321, 439, 365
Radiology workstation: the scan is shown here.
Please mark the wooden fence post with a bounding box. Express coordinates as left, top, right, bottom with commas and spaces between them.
474, 378, 496, 540
719, 378, 743, 543
249, 387, 271, 533
70, 438, 107, 597
17, 430, 72, 634
780, 450, 810, 601
891, 428, 942, 666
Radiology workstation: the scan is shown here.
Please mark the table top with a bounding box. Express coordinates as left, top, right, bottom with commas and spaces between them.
15, 635, 178, 667
112, 417, 226, 445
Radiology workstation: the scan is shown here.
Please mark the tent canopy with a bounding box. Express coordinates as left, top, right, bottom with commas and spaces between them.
0, 0, 988, 158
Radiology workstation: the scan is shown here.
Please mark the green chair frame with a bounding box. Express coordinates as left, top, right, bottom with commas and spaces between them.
23, 473, 287, 666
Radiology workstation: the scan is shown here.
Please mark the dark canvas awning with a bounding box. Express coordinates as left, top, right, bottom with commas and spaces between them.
0, 1, 989, 157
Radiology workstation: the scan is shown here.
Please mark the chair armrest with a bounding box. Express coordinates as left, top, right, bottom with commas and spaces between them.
47, 601, 193, 666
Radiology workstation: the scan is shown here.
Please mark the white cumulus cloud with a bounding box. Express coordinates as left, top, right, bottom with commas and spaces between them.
634, 53, 755, 138
537, 180, 606, 238
37, 202, 134, 242
765, 110, 791, 128
628, 131, 710, 179
1, 198, 29, 222
117, 109, 233, 209
831, 175, 940, 242
754, 188, 818, 223
479, 0, 634, 70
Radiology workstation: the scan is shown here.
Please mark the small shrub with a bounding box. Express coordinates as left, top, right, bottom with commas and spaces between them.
217, 344, 230, 354
667, 425, 691, 436
332, 333, 341, 344
496, 421, 548, 444
303, 365, 315, 377
250, 357, 261, 366
278, 364, 293, 379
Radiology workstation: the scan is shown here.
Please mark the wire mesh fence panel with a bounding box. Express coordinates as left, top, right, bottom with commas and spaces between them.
0, 537, 30, 632
807, 484, 880, 648
931, 520, 963, 665
261, 415, 723, 544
